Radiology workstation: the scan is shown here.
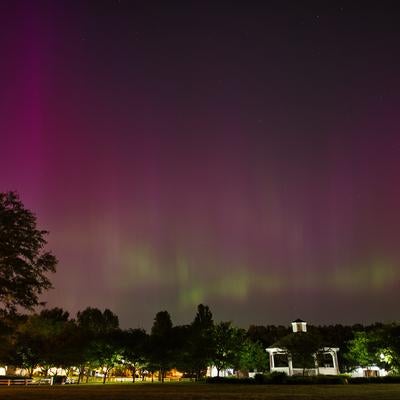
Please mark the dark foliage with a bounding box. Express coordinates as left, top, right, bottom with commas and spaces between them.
0, 192, 57, 312
206, 373, 347, 385
205, 376, 255, 384
149, 311, 175, 382
349, 376, 400, 384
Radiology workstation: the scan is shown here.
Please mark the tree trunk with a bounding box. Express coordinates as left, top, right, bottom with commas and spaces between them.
161, 369, 164, 383
77, 365, 85, 384
103, 371, 107, 384
131, 366, 136, 383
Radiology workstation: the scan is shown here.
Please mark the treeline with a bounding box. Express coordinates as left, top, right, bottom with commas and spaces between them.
0, 304, 267, 383
0, 304, 399, 383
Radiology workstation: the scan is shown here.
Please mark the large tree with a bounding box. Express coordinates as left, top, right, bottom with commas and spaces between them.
188, 304, 215, 379
385, 324, 400, 373
11, 308, 72, 378
344, 331, 380, 371
278, 331, 322, 376
211, 321, 245, 377
238, 338, 269, 374
76, 307, 121, 383
120, 328, 149, 382
0, 192, 57, 312
77, 307, 119, 335
149, 311, 174, 382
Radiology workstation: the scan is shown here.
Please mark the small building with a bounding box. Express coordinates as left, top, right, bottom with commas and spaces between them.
206, 366, 235, 378
291, 318, 307, 333
350, 366, 388, 378
266, 319, 340, 376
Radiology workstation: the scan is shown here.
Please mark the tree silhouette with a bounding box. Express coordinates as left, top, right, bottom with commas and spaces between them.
77, 307, 119, 335
238, 338, 269, 374
189, 304, 215, 379
278, 331, 322, 376
121, 328, 149, 382
77, 307, 120, 383
345, 331, 379, 371
0, 191, 57, 312
212, 321, 244, 376
149, 311, 174, 382
12, 309, 72, 378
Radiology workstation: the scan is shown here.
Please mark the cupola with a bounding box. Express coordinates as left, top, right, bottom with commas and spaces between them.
292, 318, 307, 333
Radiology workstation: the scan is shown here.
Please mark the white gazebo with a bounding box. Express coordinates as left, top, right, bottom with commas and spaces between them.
265, 319, 340, 376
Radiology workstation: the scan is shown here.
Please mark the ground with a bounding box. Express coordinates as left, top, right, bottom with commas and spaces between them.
1, 383, 400, 400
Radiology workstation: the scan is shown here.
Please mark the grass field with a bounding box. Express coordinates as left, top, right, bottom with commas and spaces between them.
1, 383, 400, 400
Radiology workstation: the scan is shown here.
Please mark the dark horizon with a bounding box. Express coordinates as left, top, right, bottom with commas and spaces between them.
1, 1, 400, 330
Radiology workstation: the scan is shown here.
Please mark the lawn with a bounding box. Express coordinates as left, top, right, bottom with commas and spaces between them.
1, 383, 400, 400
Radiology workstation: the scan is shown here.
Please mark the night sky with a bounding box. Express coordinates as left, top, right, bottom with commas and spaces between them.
1, 1, 400, 329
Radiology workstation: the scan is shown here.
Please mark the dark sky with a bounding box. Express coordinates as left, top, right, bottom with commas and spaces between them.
1, 1, 400, 329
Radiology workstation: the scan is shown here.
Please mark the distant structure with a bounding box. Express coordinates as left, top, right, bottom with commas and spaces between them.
291, 318, 307, 333
266, 319, 340, 376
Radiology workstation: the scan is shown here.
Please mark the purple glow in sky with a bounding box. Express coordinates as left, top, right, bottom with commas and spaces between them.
1, 1, 400, 329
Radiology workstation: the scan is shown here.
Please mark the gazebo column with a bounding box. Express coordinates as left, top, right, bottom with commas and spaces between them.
333, 350, 340, 374
288, 355, 293, 376
270, 352, 275, 369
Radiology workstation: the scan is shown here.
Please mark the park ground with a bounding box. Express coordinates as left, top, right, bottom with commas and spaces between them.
1, 383, 400, 400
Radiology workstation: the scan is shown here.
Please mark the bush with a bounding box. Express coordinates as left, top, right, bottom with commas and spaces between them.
205, 377, 255, 384
349, 375, 400, 384
206, 373, 349, 385
253, 373, 269, 384
269, 371, 288, 384
384, 375, 400, 383
315, 375, 348, 384
258, 373, 346, 385
286, 375, 346, 385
